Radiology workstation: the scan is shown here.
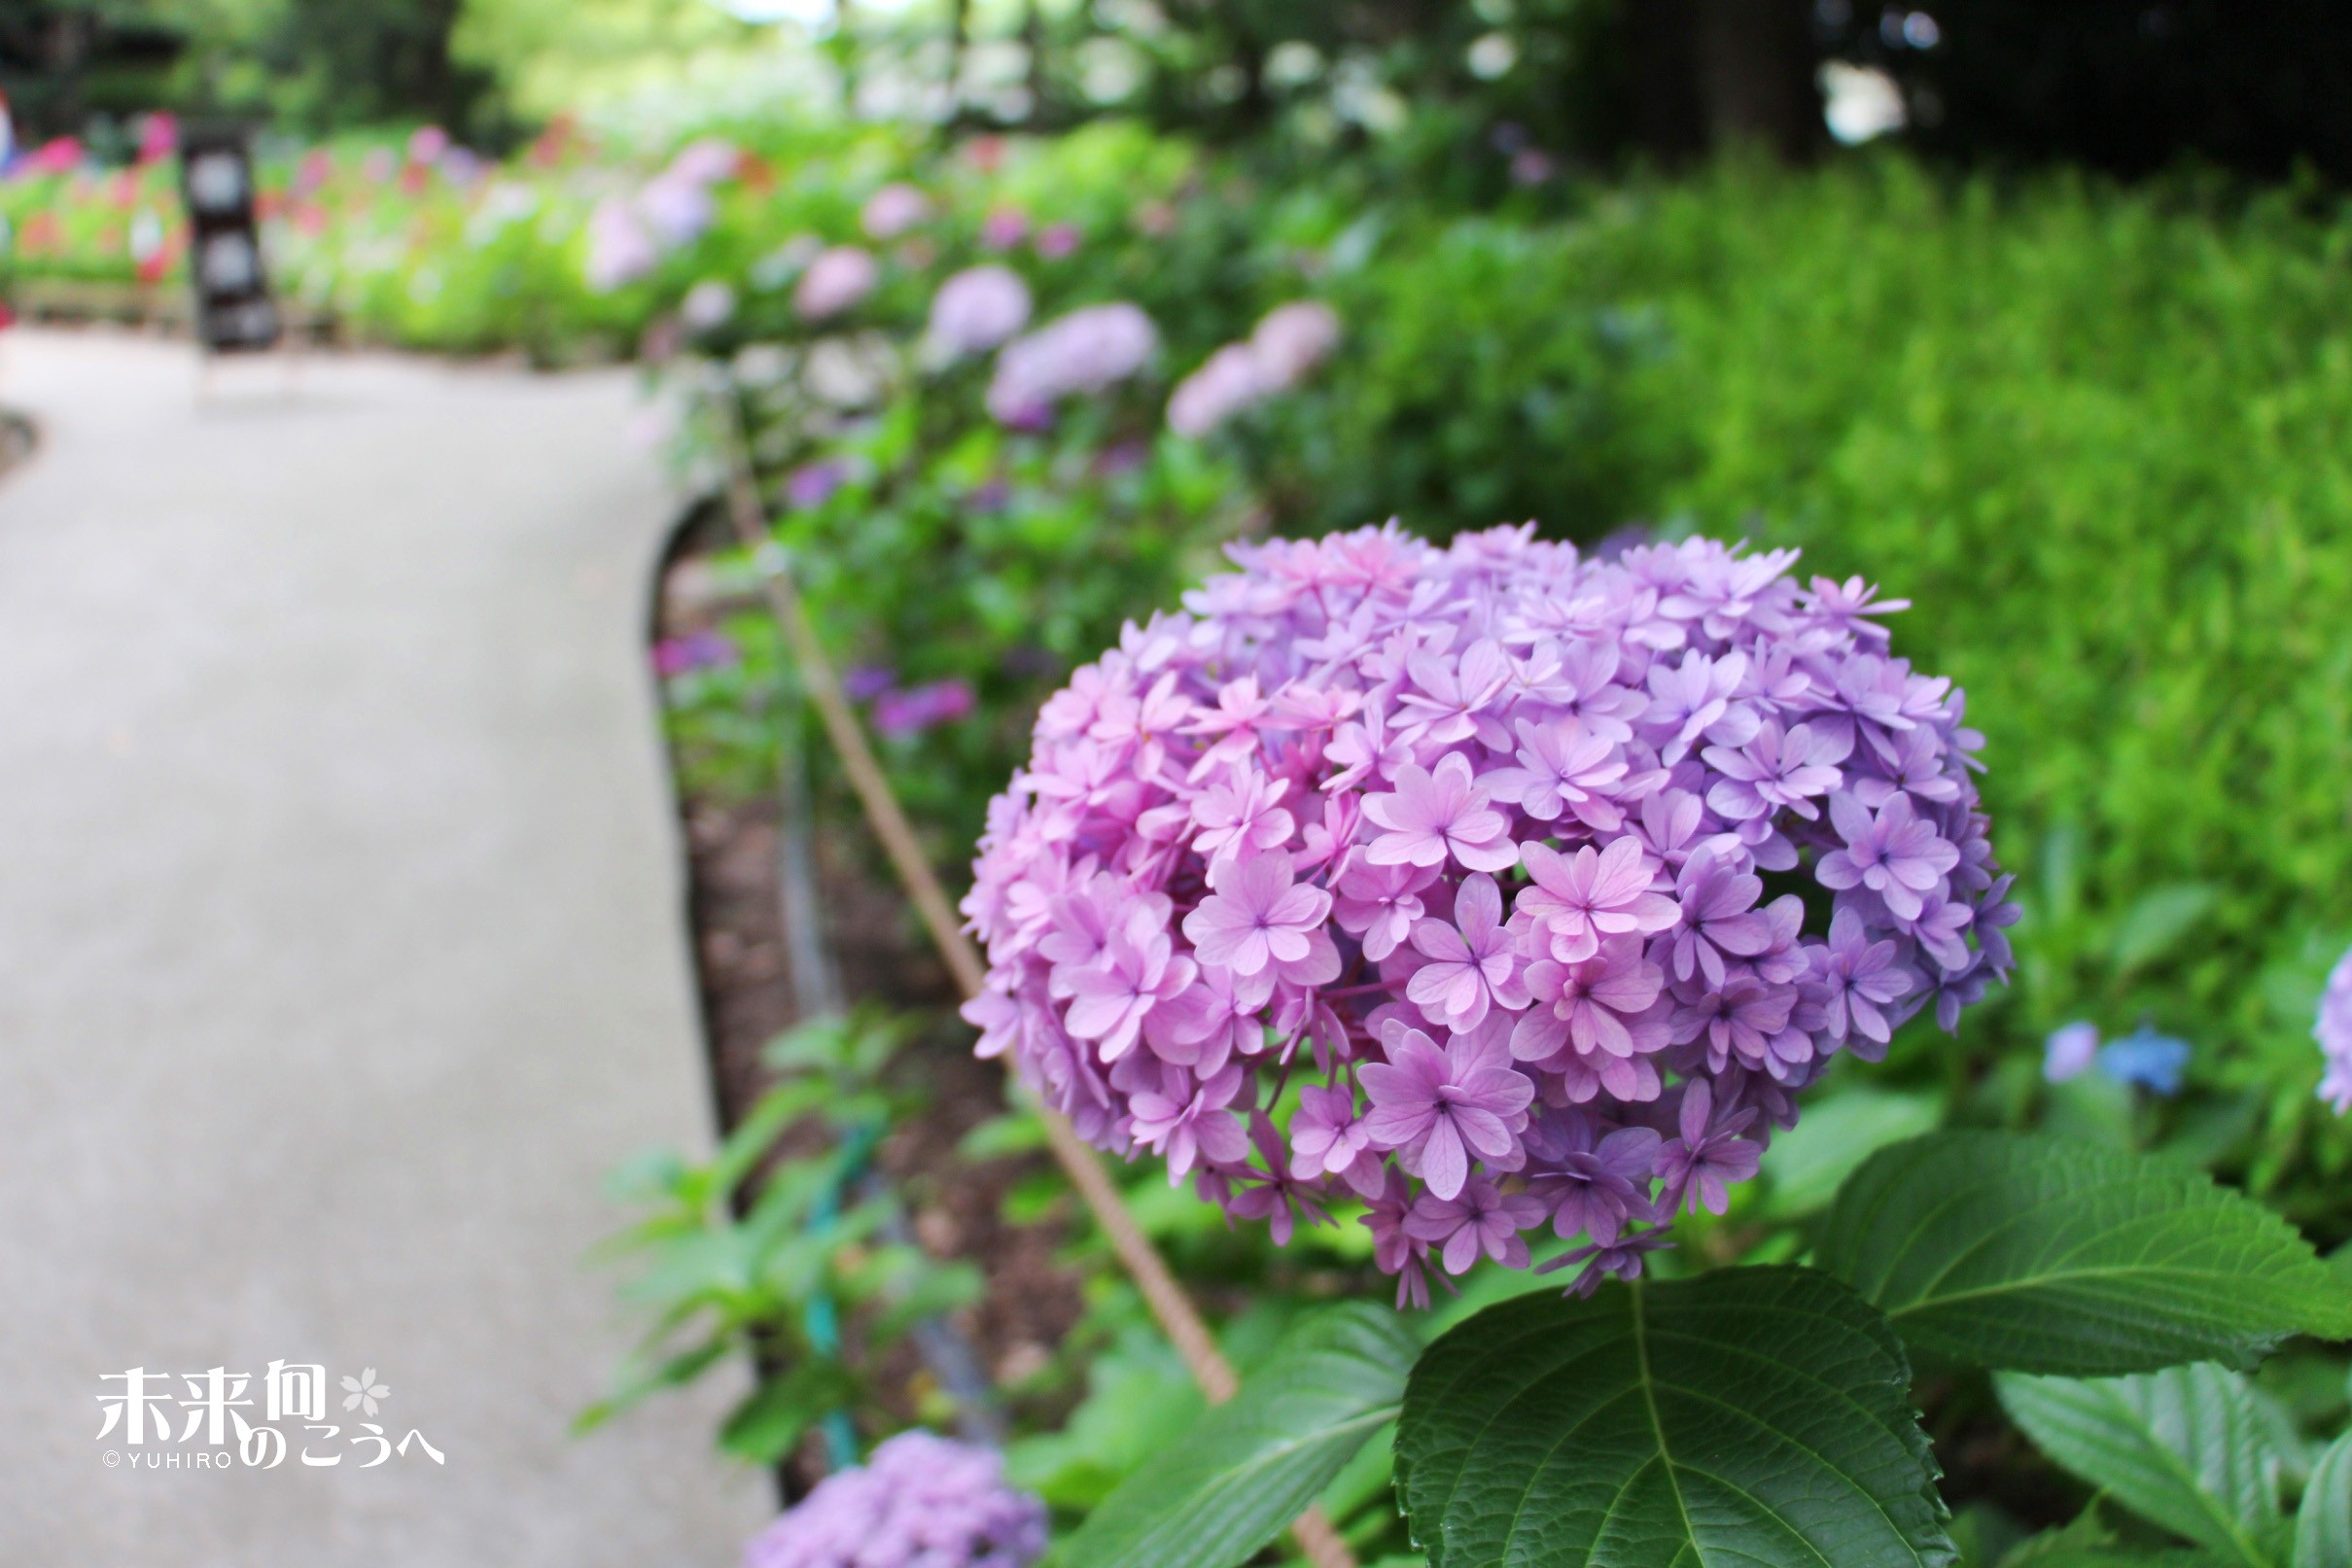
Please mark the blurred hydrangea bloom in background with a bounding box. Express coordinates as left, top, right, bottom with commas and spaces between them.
651, 631, 737, 678
1167, 299, 1341, 437
926, 264, 1033, 360
2044, 1020, 2192, 1096
984, 302, 1157, 428
962, 525, 2012, 1303
741, 1431, 1047, 1568
860, 182, 931, 240
795, 246, 881, 321
2317, 945, 2352, 1113
2096, 1025, 2191, 1096
874, 678, 977, 739
2042, 1020, 2100, 1081
584, 197, 657, 293
681, 278, 737, 332
581, 138, 743, 293
980, 208, 1029, 250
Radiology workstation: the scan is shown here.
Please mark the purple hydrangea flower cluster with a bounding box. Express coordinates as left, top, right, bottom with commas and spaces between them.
2316, 945, 2352, 1114
1167, 302, 1341, 438
962, 524, 2011, 1302
582, 138, 743, 293
742, 1432, 1048, 1568
875, 677, 978, 739
860, 182, 932, 240
927, 264, 1033, 359
796, 246, 882, 321
985, 303, 1157, 428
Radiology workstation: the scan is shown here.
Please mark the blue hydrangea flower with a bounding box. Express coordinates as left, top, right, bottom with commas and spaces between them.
2095, 1026, 2192, 1097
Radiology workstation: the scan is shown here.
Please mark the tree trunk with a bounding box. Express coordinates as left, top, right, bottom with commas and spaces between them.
42, 9, 92, 135
1619, 0, 1710, 165
1692, 0, 1823, 159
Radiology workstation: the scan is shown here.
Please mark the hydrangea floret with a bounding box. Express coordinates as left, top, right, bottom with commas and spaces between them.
963, 525, 2012, 1302
2316, 944, 2352, 1114
741, 1432, 1047, 1568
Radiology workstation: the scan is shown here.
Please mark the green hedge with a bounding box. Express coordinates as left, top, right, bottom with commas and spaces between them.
1271, 159, 2352, 1204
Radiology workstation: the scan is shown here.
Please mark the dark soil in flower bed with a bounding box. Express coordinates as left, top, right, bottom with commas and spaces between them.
651, 512, 1088, 1473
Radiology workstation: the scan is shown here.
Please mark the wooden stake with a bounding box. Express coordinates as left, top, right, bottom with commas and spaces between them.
707, 384, 1358, 1568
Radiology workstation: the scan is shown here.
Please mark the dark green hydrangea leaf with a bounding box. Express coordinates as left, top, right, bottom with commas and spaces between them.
1820, 1132, 2352, 1376
1394, 1265, 1954, 1568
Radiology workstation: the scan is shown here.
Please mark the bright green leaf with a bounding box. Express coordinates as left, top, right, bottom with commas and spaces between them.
958, 1110, 1047, 1160
1820, 1132, 2352, 1375
720, 1359, 861, 1465
1005, 1327, 1201, 1510
1760, 1087, 1944, 1214
1056, 1305, 1418, 1568
1996, 1365, 2288, 1567
1394, 1265, 1954, 1568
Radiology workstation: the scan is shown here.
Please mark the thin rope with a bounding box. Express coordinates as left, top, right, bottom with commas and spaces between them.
704, 381, 1358, 1568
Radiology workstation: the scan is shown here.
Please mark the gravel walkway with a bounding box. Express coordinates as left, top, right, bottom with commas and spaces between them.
0, 330, 766, 1565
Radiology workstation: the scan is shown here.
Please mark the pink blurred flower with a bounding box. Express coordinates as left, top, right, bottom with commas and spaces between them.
794, 246, 880, 320
1249, 300, 1341, 385
980, 208, 1029, 249
1167, 344, 1269, 439
665, 138, 740, 187
1164, 300, 1340, 437
985, 303, 1157, 427
584, 199, 657, 292
635, 175, 715, 249
860, 182, 930, 239
135, 114, 177, 164
926, 264, 1031, 358
872, 679, 975, 739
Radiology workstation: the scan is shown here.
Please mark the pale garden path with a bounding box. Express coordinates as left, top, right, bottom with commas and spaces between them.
0, 330, 766, 1564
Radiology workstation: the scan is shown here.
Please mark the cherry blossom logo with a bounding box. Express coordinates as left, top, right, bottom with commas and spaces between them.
340, 1369, 389, 1416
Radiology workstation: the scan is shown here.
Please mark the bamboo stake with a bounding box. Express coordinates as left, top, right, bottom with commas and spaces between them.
707, 384, 1357, 1568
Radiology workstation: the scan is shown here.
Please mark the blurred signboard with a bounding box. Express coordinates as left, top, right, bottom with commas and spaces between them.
177, 124, 279, 354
